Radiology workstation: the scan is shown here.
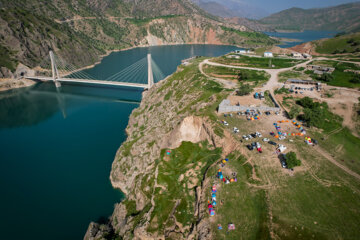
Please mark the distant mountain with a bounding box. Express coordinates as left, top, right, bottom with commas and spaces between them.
0, 0, 277, 77
259, 2, 360, 32
193, 1, 237, 18
192, 0, 269, 19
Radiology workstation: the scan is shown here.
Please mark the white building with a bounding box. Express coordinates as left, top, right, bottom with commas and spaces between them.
235, 50, 247, 54
291, 52, 302, 58
264, 52, 273, 58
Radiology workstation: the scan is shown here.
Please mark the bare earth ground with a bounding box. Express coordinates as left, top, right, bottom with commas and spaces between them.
199, 55, 360, 182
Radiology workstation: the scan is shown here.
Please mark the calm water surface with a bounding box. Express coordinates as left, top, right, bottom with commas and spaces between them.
264, 30, 338, 48
0, 44, 238, 240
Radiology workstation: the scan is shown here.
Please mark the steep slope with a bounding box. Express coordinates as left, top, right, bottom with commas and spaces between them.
84, 58, 242, 239
192, 0, 238, 18
290, 32, 360, 55
192, 0, 268, 19
0, 0, 277, 78
259, 2, 360, 32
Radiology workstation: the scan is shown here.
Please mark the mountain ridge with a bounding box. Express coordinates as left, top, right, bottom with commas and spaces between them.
0, 0, 277, 78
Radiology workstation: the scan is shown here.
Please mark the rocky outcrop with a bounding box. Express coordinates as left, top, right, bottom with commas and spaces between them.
84, 58, 246, 239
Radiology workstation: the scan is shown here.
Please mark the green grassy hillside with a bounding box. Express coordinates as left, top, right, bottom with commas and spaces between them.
315, 32, 360, 54
259, 2, 360, 32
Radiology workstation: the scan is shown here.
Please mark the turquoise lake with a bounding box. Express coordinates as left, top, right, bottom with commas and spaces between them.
0, 44, 238, 240
264, 30, 338, 48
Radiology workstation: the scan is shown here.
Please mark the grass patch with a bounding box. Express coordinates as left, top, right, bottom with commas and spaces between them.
203, 65, 270, 87
308, 60, 360, 88
147, 141, 222, 234
213, 55, 305, 69
211, 154, 270, 240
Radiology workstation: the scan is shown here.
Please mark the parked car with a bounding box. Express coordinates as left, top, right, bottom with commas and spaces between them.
281, 160, 287, 168
268, 141, 277, 146
265, 111, 271, 115
251, 142, 257, 148
223, 120, 229, 126
256, 142, 261, 148
247, 134, 253, 139
246, 145, 254, 150
242, 135, 249, 140
263, 138, 269, 142
233, 127, 239, 133
279, 136, 286, 140
256, 132, 262, 137
251, 133, 257, 138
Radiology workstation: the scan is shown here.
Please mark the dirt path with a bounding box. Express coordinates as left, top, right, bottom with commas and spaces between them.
55, 16, 126, 23
315, 145, 360, 181
201, 59, 313, 93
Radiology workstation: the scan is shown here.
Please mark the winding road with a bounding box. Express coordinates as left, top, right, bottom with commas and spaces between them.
199, 56, 360, 182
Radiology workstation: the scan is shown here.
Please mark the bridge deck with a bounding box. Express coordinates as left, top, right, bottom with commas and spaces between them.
26, 76, 148, 88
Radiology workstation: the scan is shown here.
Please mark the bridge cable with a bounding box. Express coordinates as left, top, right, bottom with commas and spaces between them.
106, 57, 146, 82
106, 57, 147, 82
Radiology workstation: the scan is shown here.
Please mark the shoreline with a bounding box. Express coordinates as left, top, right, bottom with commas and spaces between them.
73, 42, 243, 73
0, 78, 36, 92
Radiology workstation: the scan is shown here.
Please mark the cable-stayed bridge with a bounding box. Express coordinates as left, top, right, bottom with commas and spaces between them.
26, 51, 165, 89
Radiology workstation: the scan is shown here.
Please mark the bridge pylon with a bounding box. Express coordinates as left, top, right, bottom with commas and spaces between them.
49, 51, 61, 88
147, 53, 154, 89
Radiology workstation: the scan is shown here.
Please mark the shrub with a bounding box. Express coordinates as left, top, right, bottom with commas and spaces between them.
237, 71, 249, 81
274, 87, 290, 95
317, 73, 334, 82
237, 84, 252, 96
288, 106, 301, 119
285, 152, 301, 169
350, 75, 360, 84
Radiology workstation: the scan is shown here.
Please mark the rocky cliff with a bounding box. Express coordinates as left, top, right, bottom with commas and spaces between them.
0, 0, 277, 78
84, 58, 243, 239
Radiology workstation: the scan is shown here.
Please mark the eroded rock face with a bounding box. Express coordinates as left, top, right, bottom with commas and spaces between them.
85, 60, 246, 239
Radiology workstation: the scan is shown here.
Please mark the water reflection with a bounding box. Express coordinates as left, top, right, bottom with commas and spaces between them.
0, 82, 142, 129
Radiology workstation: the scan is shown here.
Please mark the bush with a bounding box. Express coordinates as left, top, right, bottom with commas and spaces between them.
296, 97, 342, 130
285, 152, 301, 169
317, 73, 334, 82
238, 71, 249, 81
288, 106, 301, 119
350, 75, 360, 84
274, 87, 290, 95
237, 84, 252, 96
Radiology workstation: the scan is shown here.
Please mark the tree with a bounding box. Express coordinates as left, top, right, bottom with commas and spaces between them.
285, 152, 301, 169
237, 84, 252, 96
237, 71, 249, 81
288, 106, 301, 119
350, 75, 360, 84
317, 73, 333, 82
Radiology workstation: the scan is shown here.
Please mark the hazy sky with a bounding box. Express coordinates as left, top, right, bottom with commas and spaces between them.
236, 0, 360, 13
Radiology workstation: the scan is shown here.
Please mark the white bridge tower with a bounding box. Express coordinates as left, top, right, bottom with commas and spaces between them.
49, 51, 61, 88
147, 53, 154, 89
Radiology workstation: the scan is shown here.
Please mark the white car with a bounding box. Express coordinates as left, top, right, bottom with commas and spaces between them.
247, 134, 253, 139
233, 127, 239, 133
242, 135, 249, 140
263, 138, 269, 142
256, 131, 262, 137
279, 136, 286, 140
223, 121, 229, 126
